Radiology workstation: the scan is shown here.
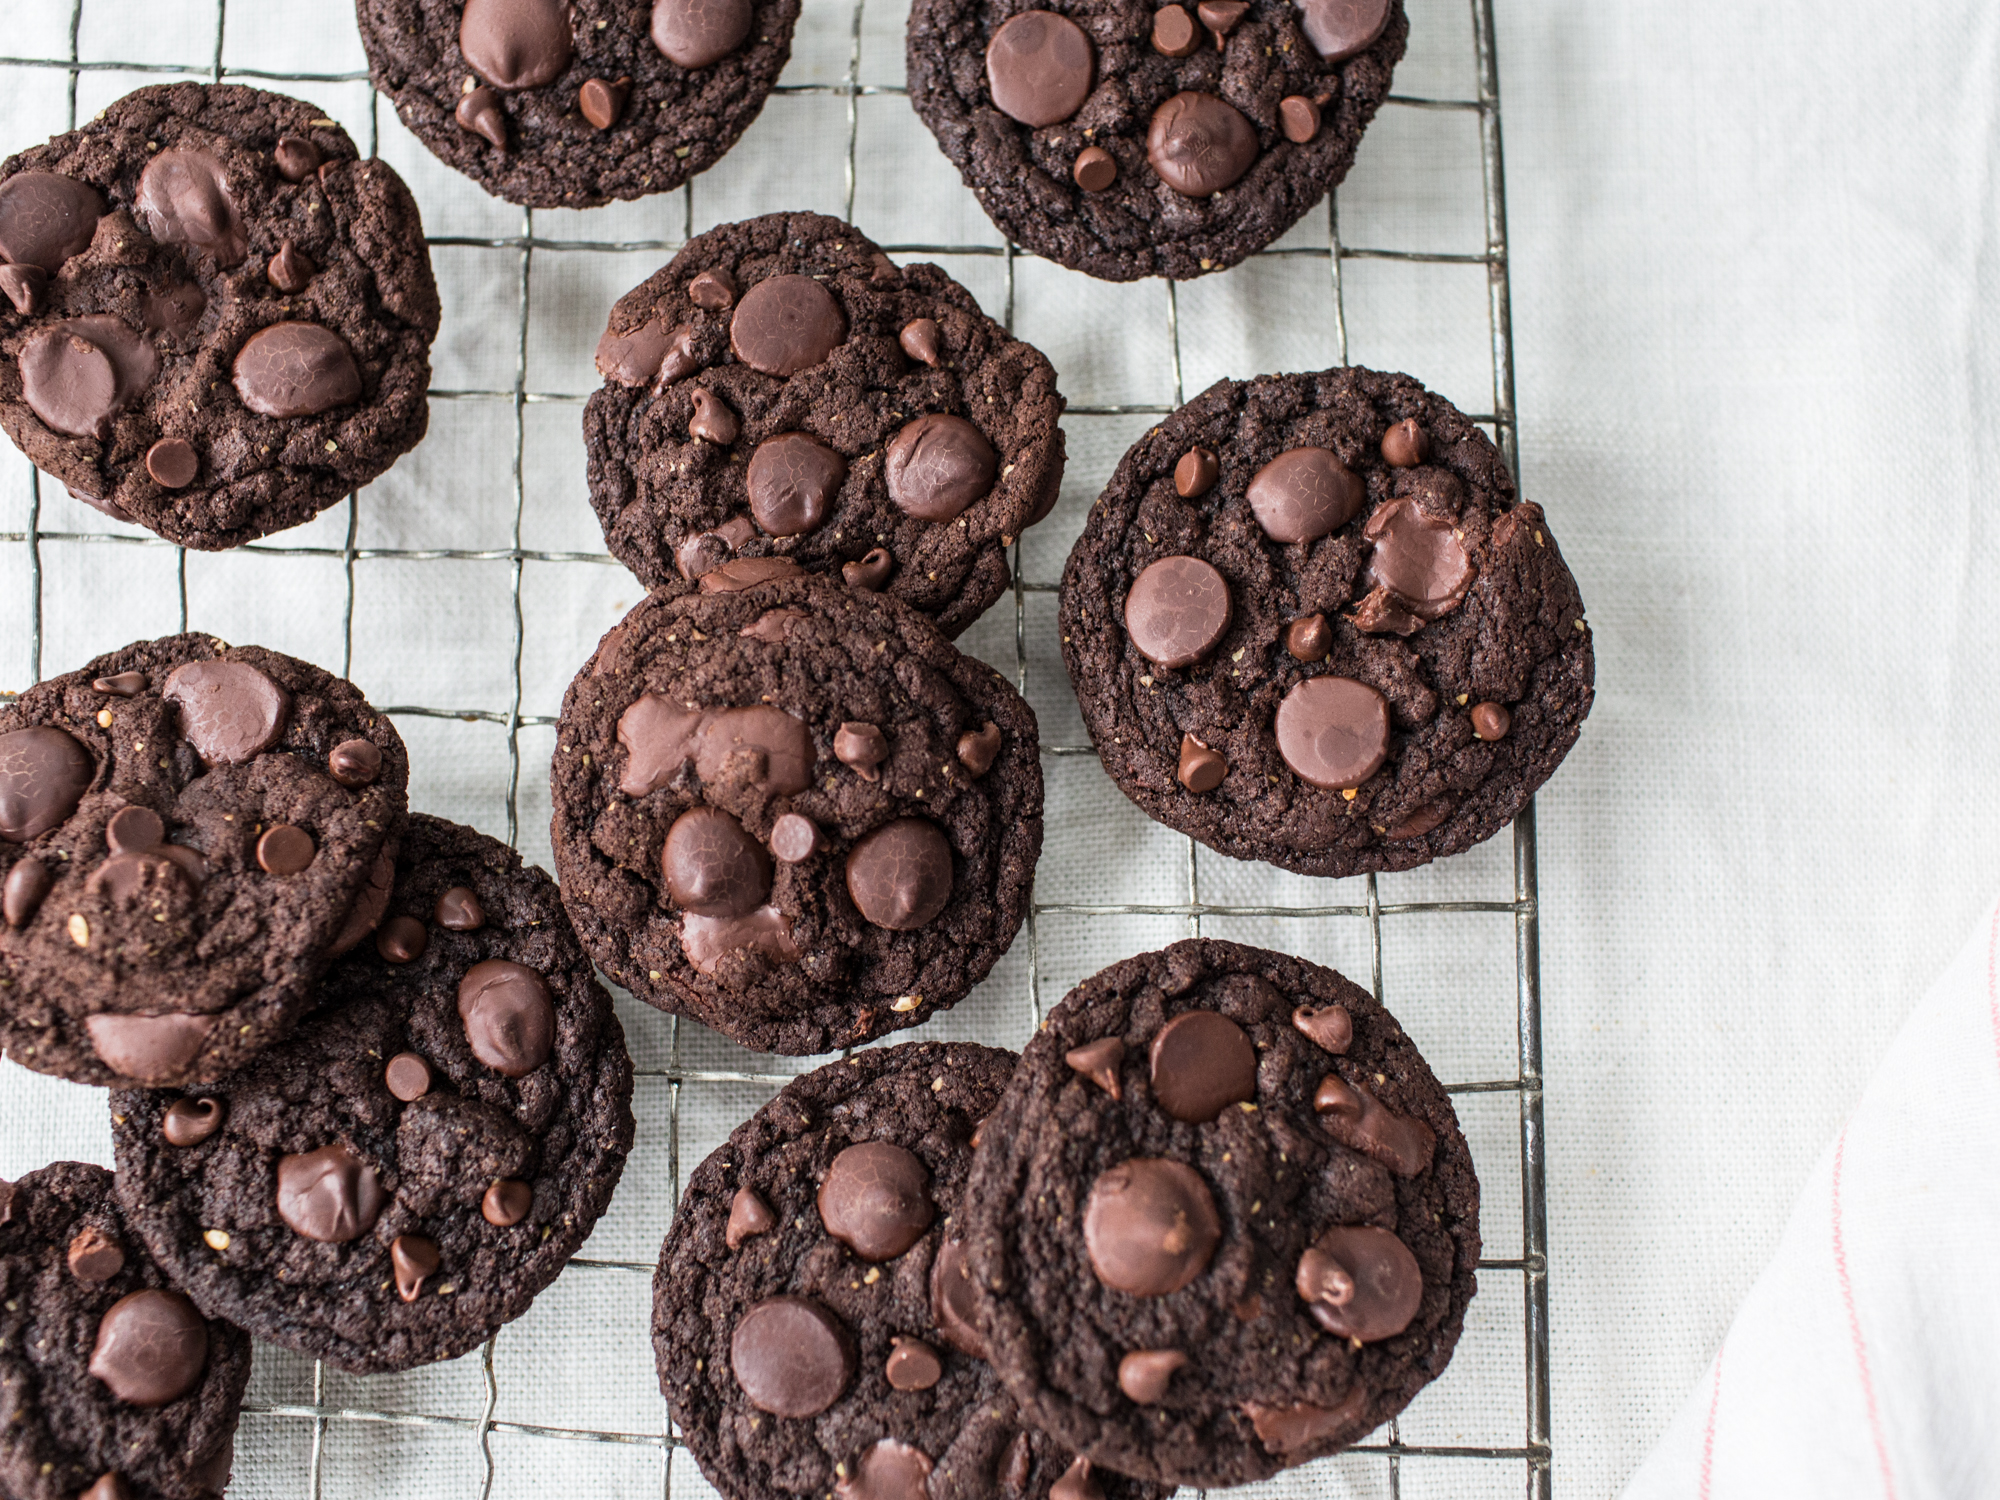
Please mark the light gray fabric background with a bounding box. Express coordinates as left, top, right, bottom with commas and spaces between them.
3, 0, 1995, 1495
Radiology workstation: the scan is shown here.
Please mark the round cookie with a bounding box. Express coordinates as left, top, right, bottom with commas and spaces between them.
907, 0, 1406, 281
357, 0, 801, 207
0, 633, 410, 1088
583, 213, 1068, 639
0, 1162, 251, 1500
1059, 366, 1594, 877
0, 84, 440, 548
109, 814, 636, 1374
655, 1041, 1169, 1500
963, 940, 1479, 1486
551, 573, 1043, 1054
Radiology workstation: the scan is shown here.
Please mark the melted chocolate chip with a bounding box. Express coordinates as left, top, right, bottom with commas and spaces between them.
267, 241, 314, 294
0, 725, 91, 842
329, 738, 383, 786
134, 149, 247, 266
1064, 1036, 1124, 1098
145, 437, 199, 489
1313, 1073, 1436, 1175
885, 414, 996, 521
21, 316, 159, 438
376, 915, 428, 964
455, 87, 509, 148
93, 672, 146, 696
1294, 1224, 1422, 1340
1149, 1010, 1257, 1121
1274, 676, 1390, 789
845, 818, 953, 930
2, 857, 51, 928
1284, 612, 1331, 662
651, 0, 754, 68
1073, 145, 1117, 191
885, 1336, 943, 1391
680, 904, 800, 974
740, 606, 804, 643
482, 1179, 533, 1227
688, 267, 738, 309
276, 1144, 385, 1243
326, 850, 394, 958
105, 806, 164, 854
725, 1184, 776, 1247
1246, 447, 1363, 543
0, 172, 103, 271
86, 1013, 211, 1083
1152, 3, 1200, 55
1117, 1348, 1187, 1404
817, 1140, 934, 1261
956, 721, 1002, 777
459, 0, 574, 89
88, 1290, 208, 1406
273, 136, 321, 182
1361, 497, 1474, 619
162, 1095, 226, 1146
391, 1234, 441, 1302
1049, 1456, 1103, 1500
985, 10, 1095, 127
1291, 1003, 1353, 1053
162, 659, 290, 766
730, 274, 845, 376
0, 262, 44, 315
617, 699, 816, 798
578, 76, 630, 130
1295, 0, 1390, 61
1082, 1158, 1221, 1296
1198, 0, 1247, 36
769, 812, 821, 862
689, 387, 740, 445
747, 432, 845, 535
663, 806, 772, 917
1174, 446, 1218, 497
1124, 555, 1232, 669
67, 1225, 126, 1285
899, 316, 942, 366
256, 824, 315, 876
1241, 1391, 1369, 1455
1146, 92, 1257, 197
232, 321, 363, 418
834, 722, 888, 780
699, 556, 803, 591
843, 547, 894, 590
457, 959, 556, 1077
1380, 418, 1428, 467
384, 1052, 433, 1102
1279, 94, 1321, 142
928, 1238, 986, 1358
139, 282, 203, 337
1385, 800, 1450, 839
1002, 1433, 1033, 1493
834, 1439, 933, 1500
595, 318, 676, 387
731, 1296, 854, 1417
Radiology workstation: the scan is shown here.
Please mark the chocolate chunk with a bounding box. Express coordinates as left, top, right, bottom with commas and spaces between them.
0, 725, 92, 842
0, 171, 104, 270
134, 148, 247, 266
1284, 612, 1330, 662
376, 915, 428, 964
86, 1013, 212, 1083
1361, 497, 1473, 619
663, 806, 773, 917
1385, 800, 1449, 839
731, 1296, 854, 1417
274, 135, 321, 182
256, 824, 315, 876
688, 267, 738, 309
1083, 1158, 1221, 1296
0, 262, 45, 314
1174, 446, 1218, 498
68, 1225, 127, 1285
651, 0, 755, 68
1117, 1348, 1186, 1404
391, 1234, 440, 1302
835, 1438, 933, 1500
145, 437, 199, 488
595, 319, 675, 387
885, 414, 996, 521
93, 671, 146, 696
1124, 556, 1232, 669
1146, 92, 1256, 197
741, 606, 804, 643
747, 432, 845, 535
768, 812, 821, 862
1152, 4, 1200, 56
730, 274, 845, 376
1312, 1073, 1436, 1175
898, 316, 942, 366
1294, 1224, 1422, 1341
1471, 701, 1511, 741
2, 857, 52, 927
459, 0, 573, 89
688, 387, 740, 444
578, 76, 630, 130
1346, 584, 1423, 637
884, 1336, 943, 1391
162, 1095, 226, 1146
845, 818, 953, 930
1246, 447, 1363, 543
928, 1237, 986, 1358
817, 1140, 934, 1260
1148, 1010, 1256, 1121
457, 959, 556, 1077
162, 659, 290, 766
1291, 1003, 1352, 1053
1278, 95, 1321, 143
276, 1144, 386, 1242
1050, 1456, 1104, 1500
384, 1052, 433, 1101
956, 721, 1002, 776
1241, 1393, 1366, 1455
88, 1290, 208, 1405
834, 722, 889, 781
455, 86, 509, 148
1295, 0, 1390, 61
1274, 676, 1390, 789
726, 1184, 776, 1247
1197, 0, 1247, 38
843, 547, 893, 590
1064, 1036, 1124, 1098
232, 321, 363, 417
329, 738, 383, 786
1073, 146, 1117, 191
267, 241, 314, 294
21, 316, 159, 438
680, 904, 800, 975
617, 698, 816, 797
481, 1179, 533, 1227
1380, 418, 1427, 467
985, 10, 1093, 129
699, 556, 803, 591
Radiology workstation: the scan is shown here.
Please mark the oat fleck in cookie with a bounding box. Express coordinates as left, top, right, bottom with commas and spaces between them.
0, 84, 439, 548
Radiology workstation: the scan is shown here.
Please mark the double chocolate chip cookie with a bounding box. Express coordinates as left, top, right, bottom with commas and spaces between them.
907, 0, 1405, 279
0, 84, 440, 548
655, 1042, 1169, 1500
0, 634, 410, 1088
0, 1162, 251, 1500
964, 940, 1479, 1486
583, 212, 1068, 638
1060, 366, 1594, 877
357, 0, 801, 206
551, 573, 1043, 1054
109, 815, 635, 1373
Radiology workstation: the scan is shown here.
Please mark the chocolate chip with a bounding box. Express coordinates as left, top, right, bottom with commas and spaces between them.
163, 1095, 226, 1146
617, 699, 815, 797
843, 546, 893, 590
730, 274, 846, 376
455, 87, 508, 149
327, 851, 394, 959
818, 1140, 935, 1260
0, 1180, 13, 1227
747, 431, 844, 535
267, 241, 314, 294
459, 0, 573, 88
986, 10, 1095, 127
663, 806, 773, 918
256, 824, 315, 876
0, 171, 103, 271
111, 807, 169, 853
1313, 1073, 1436, 1175
93, 672, 146, 696
432, 886, 484, 932
731, 1296, 854, 1417
834, 722, 889, 781
688, 266, 738, 309
1049, 1456, 1104, 1500
380, 1051, 432, 1102
899, 316, 942, 366
688, 387, 740, 445
1242, 1395, 1365, 1456
1471, 701, 1511, 741
458, 959, 556, 1077
1292, 1003, 1352, 1053
1064, 1036, 1124, 1098
1246, 446, 1363, 543
391, 1234, 441, 1302
699, 556, 803, 591
651, 0, 754, 68
885, 414, 996, 521
78, 1474, 131, 1500
1147, 92, 1257, 197
1124, 555, 1232, 669
1151, 3, 1200, 55
869, 251, 899, 283
596, 318, 674, 386
1295, 0, 1390, 61
1295, 1224, 1423, 1340
725, 1184, 776, 1247
885, 1336, 943, 1391
1385, 800, 1449, 839
88, 1290, 208, 1406
768, 812, 822, 863
1073, 146, 1117, 191
20, 316, 158, 438
482, 1179, 533, 1227
1082, 1158, 1221, 1296
1149, 1010, 1257, 1121
144, 437, 199, 489
232, 321, 362, 417
161, 661, 290, 767
2, 858, 51, 928
1117, 1348, 1187, 1404
0, 726, 92, 842
0, 263, 44, 314
1362, 497, 1474, 618
1381, 417, 1428, 467
1174, 446, 1218, 497
1001, 1433, 1032, 1493
1197, 0, 1247, 38
578, 75, 631, 130
1284, 612, 1331, 662
329, 738, 383, 786
1279, 95, 1321, 143
1347, 585, 1422, 637
376, 915, 428, 964
956, 721, 1002, 777
85, 1013, 211, 1083
834, 1439, 933, 1500
1274, 675, 1389, 789
845, 818, 953, 930
67, 1225, 126, 1285
274, 135, 321, 182
276, 1144, 385, 1242
134, 148, 247, 267
1176, 733, 1226, 792
928, 1238, 986, 1358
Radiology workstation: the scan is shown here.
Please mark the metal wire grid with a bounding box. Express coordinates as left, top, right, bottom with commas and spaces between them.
0, 0, 1551, 1495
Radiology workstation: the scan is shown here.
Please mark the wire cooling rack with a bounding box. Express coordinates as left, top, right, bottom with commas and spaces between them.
0, 0, 1551, 1495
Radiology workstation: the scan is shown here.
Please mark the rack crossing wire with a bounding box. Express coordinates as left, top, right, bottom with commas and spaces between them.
0, 0, 1552, 1495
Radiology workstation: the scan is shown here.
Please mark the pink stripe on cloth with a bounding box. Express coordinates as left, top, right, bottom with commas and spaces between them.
1697, 1343, 1723, 1500
1830, 1127, 1899, 1500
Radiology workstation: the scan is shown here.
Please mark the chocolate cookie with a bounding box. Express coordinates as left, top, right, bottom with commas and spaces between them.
108, 814, 635, 1373
0, 634, 410, 1088
0, 1162, 250, 1500
583, 213, 1067, 639
356, 0, 800, 207
907, 0, 1405, 280
963, 940, 1478, 1486
550, 573, 1042, 1054
1059, 366, 1594, 877
655, 1042, 1169, 1500
0, 84, 440, 548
